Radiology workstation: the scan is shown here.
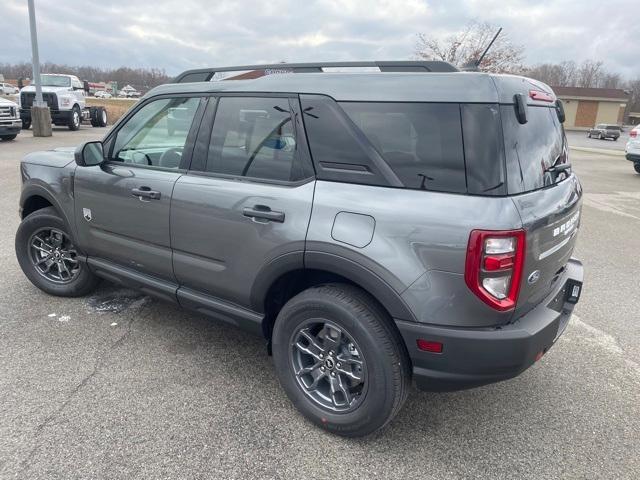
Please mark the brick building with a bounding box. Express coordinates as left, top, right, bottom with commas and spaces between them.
552, 86, 628, 130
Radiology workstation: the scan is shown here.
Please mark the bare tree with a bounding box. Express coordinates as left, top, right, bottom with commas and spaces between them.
576, 60, 603, 88
415, 21, 524, 73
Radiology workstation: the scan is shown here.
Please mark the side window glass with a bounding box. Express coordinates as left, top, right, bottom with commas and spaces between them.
112, 97, 200, 169
340, 102, 466, 193
206, 97, 305, 182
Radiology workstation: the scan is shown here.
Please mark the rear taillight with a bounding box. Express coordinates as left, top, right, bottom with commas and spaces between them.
465, 229, 526, 311
631, 130, 638, 138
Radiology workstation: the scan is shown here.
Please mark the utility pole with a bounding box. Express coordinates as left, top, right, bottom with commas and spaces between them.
27, 0, 52, 136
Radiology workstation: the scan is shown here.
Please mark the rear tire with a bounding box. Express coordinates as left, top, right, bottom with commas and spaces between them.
97, 107, 107, 127
15, 207, 100, 297
634, 163, 640, 174
272, 283, 410, 437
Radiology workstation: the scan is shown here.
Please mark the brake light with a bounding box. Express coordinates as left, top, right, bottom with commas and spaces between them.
631, 129, 638, 138
529, 90, 554, 102
465, 229, 526, 311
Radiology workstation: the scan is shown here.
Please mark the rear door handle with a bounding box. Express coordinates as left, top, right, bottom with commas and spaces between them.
131, 186, 161, 200
242, 205, 285, 223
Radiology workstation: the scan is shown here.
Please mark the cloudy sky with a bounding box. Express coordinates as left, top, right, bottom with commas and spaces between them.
1, 0, 637, 78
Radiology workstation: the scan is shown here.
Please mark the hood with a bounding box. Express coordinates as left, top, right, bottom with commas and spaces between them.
20, 85, 76, 95
23, 147, 77, 168
0, 97, 18, 107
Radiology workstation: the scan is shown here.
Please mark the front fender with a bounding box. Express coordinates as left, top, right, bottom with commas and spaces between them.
20, 176, 77, 242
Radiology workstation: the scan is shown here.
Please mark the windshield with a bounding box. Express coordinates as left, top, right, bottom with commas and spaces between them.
40, 75, 71, 87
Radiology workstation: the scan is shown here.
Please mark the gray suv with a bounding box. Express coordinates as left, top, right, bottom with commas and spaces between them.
15, 61, 584, 437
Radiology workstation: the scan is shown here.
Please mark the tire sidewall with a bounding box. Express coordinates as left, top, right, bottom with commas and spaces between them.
272, 290, 400, 436
15, 209, 97, 297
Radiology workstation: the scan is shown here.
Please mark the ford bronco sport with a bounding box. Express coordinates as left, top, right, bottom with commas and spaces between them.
15, 61, 584, 437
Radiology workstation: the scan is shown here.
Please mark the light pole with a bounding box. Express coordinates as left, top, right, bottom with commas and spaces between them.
27, 0, 52, 136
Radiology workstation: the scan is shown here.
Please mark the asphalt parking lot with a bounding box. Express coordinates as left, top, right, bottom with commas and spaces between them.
565, 129, 629, 151
1, 128, 639, 479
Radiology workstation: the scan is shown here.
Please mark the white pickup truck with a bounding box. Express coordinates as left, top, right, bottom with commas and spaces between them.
19, 74, 108, 130
0, 96, 21, 141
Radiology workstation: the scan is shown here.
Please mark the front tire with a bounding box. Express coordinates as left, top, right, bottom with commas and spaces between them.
634, 163, 640, 174
272, 284, 410, 437
1, 134, 17, 141
15, 207, 99, 297
22, 120, 31, 130
68, 106, 81, 131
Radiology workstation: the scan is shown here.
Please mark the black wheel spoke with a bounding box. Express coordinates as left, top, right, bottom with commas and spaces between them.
35, 256, 51, 266
329, 375, 351, 407
303, 368, 324, 391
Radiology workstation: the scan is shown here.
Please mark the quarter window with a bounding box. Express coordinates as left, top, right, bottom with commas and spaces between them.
340, 102, 466, 193
205, 97, 307, 182
112, 97, 200, 169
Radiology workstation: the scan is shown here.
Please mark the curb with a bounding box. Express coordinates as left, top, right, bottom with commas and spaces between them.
569, 146, 625, 157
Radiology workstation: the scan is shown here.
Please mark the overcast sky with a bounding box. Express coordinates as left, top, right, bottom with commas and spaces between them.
2, 0, 637, 78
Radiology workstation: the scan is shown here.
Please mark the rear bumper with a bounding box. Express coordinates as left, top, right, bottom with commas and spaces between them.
396, 258, 584, 392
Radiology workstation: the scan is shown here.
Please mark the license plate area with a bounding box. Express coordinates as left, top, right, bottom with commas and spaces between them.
565, 280, 582, 304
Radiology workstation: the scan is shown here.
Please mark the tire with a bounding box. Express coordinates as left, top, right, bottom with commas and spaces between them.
89, 107, 99, 127
598, 132, 603, 140
22, 120, 31, 130
15, 207, 100, 297
272, 283, 410, 437
587, 132, 591, 138
68, 105, 81, 131
634, 163, 640, 174
1, 134, 17, 141
96, 107, 107, 127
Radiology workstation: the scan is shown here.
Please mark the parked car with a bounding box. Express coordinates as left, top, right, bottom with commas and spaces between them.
19, 74, 108, 130
0, 96, 21, 140
625, 125, 640, 174
94, 90, 112, 99
14, 61, 584, 437
0, 83, 18, 95
588, 124, 621, 140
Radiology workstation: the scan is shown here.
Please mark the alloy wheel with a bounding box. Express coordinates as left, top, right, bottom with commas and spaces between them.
289, 320, 367, 413
28, 227, 80, 284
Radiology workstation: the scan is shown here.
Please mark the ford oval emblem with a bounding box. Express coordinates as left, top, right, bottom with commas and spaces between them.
528, 270, 541, 285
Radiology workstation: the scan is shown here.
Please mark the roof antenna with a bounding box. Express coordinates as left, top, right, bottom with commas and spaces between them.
461, 27, 502, 71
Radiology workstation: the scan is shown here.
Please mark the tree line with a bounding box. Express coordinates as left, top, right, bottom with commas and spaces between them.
415, 21, 639, 116
0, 62, 171, 92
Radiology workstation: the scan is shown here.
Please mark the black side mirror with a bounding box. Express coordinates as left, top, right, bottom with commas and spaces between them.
75, 141, 105, 167
514, 93, 528, 124
555, 99, 566, 123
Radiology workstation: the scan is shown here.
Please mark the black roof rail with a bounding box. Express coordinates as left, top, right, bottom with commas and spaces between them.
173, 61, 458, 83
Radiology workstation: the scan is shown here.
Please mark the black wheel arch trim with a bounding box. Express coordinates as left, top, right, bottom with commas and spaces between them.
250, 248, 416, 323
304, 250, 416, 322
19, 184, 75, 236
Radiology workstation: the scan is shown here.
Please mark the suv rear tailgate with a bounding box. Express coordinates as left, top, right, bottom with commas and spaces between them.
511, 175, 582, 318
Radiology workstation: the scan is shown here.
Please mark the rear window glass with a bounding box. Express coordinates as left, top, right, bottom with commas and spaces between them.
501, 105, 567, 194
340, 102, 466, 193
